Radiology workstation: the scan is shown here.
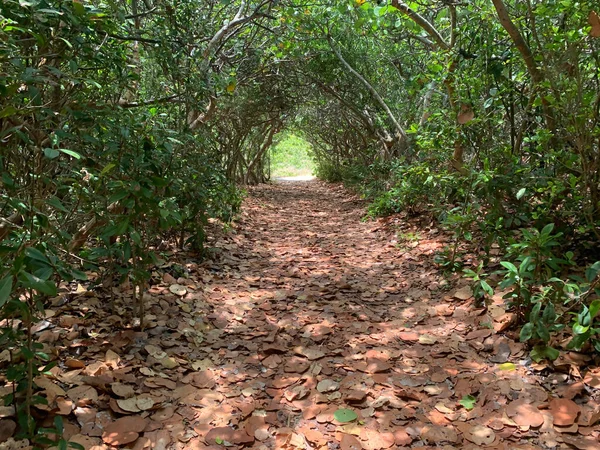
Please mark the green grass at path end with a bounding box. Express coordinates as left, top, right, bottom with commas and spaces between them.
270, 133, 315, 178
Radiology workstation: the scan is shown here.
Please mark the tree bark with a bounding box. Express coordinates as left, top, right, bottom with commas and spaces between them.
491, 0, 556, 135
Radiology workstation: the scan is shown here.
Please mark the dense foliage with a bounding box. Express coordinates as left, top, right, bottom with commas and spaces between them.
2, 0, 600, 437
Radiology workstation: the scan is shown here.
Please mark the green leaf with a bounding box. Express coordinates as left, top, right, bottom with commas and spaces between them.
21, 272, 57, 296
498, 362, 516, 371
519, 256, 533, 274
334, 408, 358, 423
215, 437, 224, 445
520, 322, 534, 342
70, 269, 88, 281
541, 223, 555, 236
530, 345, 559, 362
54, 416, 64, 434
573, 323, 590, 335
0, 276, 13, 308
0, 106, 18, 119
500, 261, 518, 273
459, 395, 477, 410
58, 149, 82, 159
567, 331, 591, 350
480, 280, 493, 296
516, 188, 526, 200
589, 300, 600, 319
542, 302, 556, 324
530, 302, 542, 322
586, 261, 600, 282
536, 321, 550, 343
44, 148, 60, 159
25, 247, 50, 265
46, 196, 69, 212
72, 1, 86, 15
578, 305, 592, 328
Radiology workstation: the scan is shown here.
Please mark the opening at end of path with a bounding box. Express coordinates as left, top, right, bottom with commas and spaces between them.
270, 132, 315, 182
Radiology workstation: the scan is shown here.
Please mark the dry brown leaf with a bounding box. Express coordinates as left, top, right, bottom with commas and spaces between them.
111, 383, 135, 398
589, 11, 600, 37
254, 428, 270, 441
583, 368, 600, 389
562, 434, 600, 450
102, 417, 147, 446
65, 359, 86, 369
418, 334, 437, 345
105, 349, 120, 369
506, 400, 544, 428
340, 433, 363, 450
0, 420, 16, 442
462, 424, 495, 446
136, 396, 155, 411
393, 428, 412, 446
549, 398, 580, 426
397, 331, 419, 342
56, 397, 73, 415
294, 346, 325, 360
159, 356, 179, 369
316, 379, 339, 393
420, 425, 459, 444
169, 284, 187, 296
117, 398, 141, 413
205, 426, 254, 445
457, 104, 475, 124
67, 386, 98, 406
453, 286, 472, 300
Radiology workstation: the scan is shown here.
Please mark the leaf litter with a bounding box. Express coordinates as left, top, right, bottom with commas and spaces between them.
5, 180, 600, 450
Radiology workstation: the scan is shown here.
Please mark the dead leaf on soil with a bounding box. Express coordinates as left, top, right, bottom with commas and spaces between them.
549, 398, 580, 426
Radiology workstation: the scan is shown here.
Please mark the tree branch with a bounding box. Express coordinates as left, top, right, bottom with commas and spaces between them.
328, 36, 408, 144
117, 94, 180, 108
204, 0, 247, 58
390, 0, 450, 50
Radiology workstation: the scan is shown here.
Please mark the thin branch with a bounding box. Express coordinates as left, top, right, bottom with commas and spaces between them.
204, 0, 247, 58
125, 6, 157, 19
327, 35, 408, 143
390, 0, 450, 50
117, 94, 180, 108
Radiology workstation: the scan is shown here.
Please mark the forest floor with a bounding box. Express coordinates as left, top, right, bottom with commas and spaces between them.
12, 180, 600, 450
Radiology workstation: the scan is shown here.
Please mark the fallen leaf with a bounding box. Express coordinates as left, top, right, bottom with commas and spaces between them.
0, 420, 16, 442
111, 383, 135, 398
117, 398, 141, 413
453, 286, 472, 300
334, 408, 358, 423
316, 379, 339, 393
102, 416, 148, 446
340, 433, 362, 450
462, 424, 495, 445
105, 349, 120, 369
418, 334, 437, 345
294, 346, 325, 360
169, 284, 187, 296
420, 425, 459, 444
506, 400, 544, 428
549, 398, 581, 426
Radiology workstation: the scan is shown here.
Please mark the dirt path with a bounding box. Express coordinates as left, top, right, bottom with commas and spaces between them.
34, 181, 599, 450
191, 180, 597, 450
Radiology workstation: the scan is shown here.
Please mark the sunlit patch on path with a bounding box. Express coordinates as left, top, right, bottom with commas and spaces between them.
274, 175, 316, 182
